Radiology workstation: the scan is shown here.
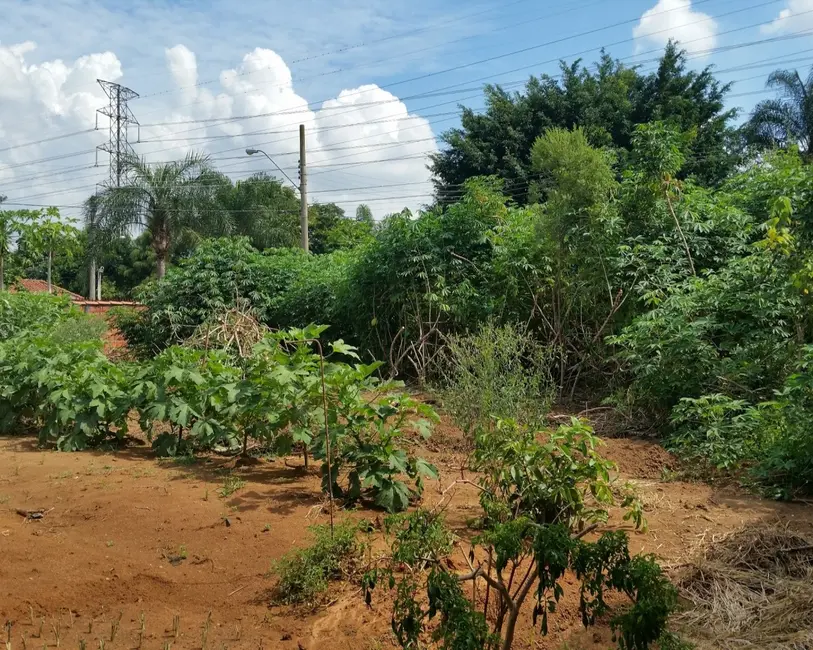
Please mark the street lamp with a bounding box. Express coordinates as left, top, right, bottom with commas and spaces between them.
245, 148, 299, 191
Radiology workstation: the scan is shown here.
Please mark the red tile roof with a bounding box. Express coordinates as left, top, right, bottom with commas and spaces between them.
12, 279, 85, 301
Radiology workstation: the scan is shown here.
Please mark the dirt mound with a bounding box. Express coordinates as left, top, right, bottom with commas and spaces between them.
601, 438, 678, 479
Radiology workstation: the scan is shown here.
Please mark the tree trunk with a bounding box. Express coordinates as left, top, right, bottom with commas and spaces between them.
0, 252, 4, 292
89, 258, 97, 300
47, 249, 53, 294
500, 604, 521, 650
154, 223, 170, 279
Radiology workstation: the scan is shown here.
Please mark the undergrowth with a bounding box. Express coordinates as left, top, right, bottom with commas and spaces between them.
273, 521, 364, 606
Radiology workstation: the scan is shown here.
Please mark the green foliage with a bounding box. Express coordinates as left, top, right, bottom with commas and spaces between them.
610, 248, 802, 413
272, 332, 440, 513
309, 203, 373, 254
0, 334, 131, 449
368, 418, 664, 650
215, 173, 301, 250
218, 475, 246, 498
0, 298, 436, 510
0, 209, 34, 291
437, 322, 556, 434
48, 314, 108, 345
131, 346, 242, 455
15, 207, 81, 292
119, 238, 352, 354
474, 418, 625, 528
369, 514, 672, 650
0, 292, 81, 341
745, 66, 813, 156
384, 509, 454, 566
95, 152, 227, 278
431, 44, 739, 205
364, 512, 493, 649
273, 521, 362, 606
669, 394, 764, 473
747, 347, 813, 497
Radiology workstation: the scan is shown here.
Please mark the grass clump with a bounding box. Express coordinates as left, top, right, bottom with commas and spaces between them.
218, 475, 246, 498
436, 322, 557, 436
273, 521, 362, 606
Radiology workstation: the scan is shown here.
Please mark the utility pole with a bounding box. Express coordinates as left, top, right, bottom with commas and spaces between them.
299, 124, 309, 253
92, 79, 139, 299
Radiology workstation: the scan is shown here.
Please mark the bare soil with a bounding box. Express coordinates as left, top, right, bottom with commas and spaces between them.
1, 418, 811, 650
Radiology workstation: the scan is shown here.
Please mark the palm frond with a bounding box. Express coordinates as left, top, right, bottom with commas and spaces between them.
766, 69, 808, 107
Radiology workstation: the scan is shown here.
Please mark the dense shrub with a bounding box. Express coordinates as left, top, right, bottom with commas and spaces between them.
0, 291, 81, 340
0, 334, 131, 448
610, 249, 803, 414
117, 238, 352, 355
436, 322, 557, 434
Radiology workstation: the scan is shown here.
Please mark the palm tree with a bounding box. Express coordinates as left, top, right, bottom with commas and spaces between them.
95, 152, 230, 278
747, 68, 813, 155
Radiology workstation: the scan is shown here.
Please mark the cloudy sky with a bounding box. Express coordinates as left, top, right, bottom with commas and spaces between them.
0, 0, 811, 221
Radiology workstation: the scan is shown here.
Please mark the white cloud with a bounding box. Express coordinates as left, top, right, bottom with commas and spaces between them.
0, 41, 437, 220
633, 0, 718, 56
763, 0, 813, 34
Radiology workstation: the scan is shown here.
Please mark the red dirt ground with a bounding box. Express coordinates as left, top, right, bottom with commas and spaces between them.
1, 418, 811, 650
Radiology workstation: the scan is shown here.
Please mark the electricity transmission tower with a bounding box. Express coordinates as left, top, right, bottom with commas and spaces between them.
90, 80, 139, 300
95, 79, 140, 188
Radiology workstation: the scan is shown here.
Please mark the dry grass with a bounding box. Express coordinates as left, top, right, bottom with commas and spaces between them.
186, 299, 267, 358
674, 523, 813, 649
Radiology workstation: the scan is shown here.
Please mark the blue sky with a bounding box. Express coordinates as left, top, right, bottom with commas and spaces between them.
1, 0, 812, 216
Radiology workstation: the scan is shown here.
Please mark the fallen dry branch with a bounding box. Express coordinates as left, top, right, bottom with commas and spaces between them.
673, 523, 813, 649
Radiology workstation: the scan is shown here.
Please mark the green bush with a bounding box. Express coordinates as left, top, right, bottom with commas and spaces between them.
0, 291, 80, 340
749, 348, 813, 498
0, 334, 131, 448
131, 346, 242, 456
666, 349, 813, 497
437, 322, 557, 434
610, 249, 802, 414
49, 314, 108, 345
273, 521, 362, 605
120, 238, 351, 355
669, 394, 764, 473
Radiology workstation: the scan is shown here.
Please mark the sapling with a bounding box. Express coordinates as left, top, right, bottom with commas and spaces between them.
98, 640, 105, 650
137, 612, 145, 648
20, 634, 26, 650
171, 614, 180, 640
109, 612, 122, 642
79, 640, 86, 650
50, 619, 60, 648
4, 620, 12, 650
36, 619, 43, 639
201, 612, 212, 650
29, 607, 34, 627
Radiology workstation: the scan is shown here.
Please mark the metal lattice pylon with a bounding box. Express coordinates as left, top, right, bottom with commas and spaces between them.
95, 79, 140, 187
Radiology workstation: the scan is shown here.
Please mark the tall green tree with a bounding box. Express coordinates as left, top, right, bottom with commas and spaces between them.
95, 152, 227, 278
746, 66, 813, 156
19, 208, 80, 293
215, 172, 301, 250
0, 207, 30, 292
355, 204, 374, 224
431, 43, 738, 204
